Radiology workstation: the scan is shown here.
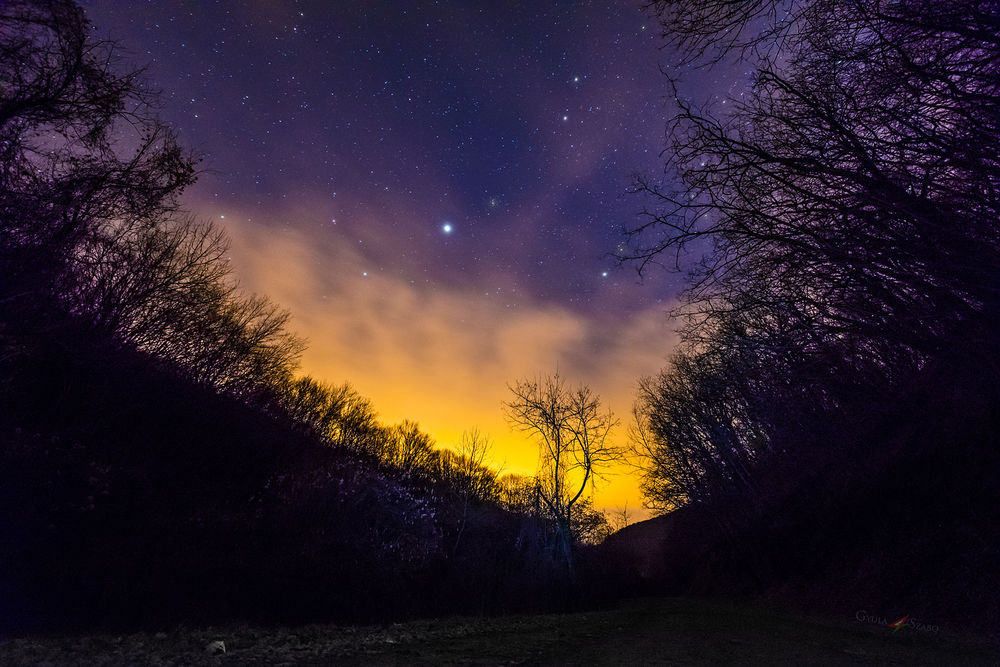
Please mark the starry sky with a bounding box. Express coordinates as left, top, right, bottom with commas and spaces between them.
82, 0, 708, 513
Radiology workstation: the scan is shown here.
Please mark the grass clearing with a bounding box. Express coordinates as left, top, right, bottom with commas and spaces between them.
2, 598, 997, 665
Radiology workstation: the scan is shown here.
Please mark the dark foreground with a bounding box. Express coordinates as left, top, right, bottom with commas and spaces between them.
2, 598, 996, 666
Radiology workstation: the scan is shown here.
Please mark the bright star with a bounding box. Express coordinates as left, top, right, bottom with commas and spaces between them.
442, 223, 453, 234
601, 271, 609, 277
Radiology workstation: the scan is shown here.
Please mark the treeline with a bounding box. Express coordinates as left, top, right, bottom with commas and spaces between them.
0, 0, 609, 538
0, 0, 612, 632
276, 375, 612, 543
624, 0, 999, 628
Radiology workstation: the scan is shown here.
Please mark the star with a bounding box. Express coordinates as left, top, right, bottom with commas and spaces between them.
442, 223, 453, 234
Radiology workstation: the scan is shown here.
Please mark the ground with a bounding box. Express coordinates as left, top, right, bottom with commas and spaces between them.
2, 598, 996, 665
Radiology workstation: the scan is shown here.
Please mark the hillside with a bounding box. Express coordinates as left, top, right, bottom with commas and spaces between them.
0, 315, 562, 632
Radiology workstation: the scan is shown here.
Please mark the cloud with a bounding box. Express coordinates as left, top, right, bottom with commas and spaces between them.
218, 215, 677, 511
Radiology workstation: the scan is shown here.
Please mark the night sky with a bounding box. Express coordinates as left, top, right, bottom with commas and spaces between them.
82, 1, 718, 511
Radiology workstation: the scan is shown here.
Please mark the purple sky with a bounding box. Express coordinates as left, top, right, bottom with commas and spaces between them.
85, 1, 685, 311
81, 0, 738, 509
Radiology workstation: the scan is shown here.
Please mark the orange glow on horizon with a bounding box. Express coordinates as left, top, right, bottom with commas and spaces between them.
217, 212, 678, 518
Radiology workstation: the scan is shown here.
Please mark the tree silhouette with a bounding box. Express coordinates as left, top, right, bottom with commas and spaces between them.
385, 420, 436, 473
647, 0, 793, 63
1, 0, 304, 398
436, 429, 499, 502
1, 1, 194, 316
630, 0, 999, 364
504, 374, 619, 575
624, 0, 1000, 598
627, 0, 1000, 498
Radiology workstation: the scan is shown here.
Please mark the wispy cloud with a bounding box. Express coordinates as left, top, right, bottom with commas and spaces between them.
219, 216, 677, 509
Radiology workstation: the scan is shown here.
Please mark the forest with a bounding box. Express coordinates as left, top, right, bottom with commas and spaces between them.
1, 0, 998, 654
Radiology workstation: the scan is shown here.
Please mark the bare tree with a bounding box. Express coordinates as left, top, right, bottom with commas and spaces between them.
385, 420, 436, 473
646, 0, 795, 64
503, 374, 620, 575
63, 213, 305, 395
625, 0, 1000, 518
66, 217, 229, 339
606, 501, 633, 534
496, 473, 539, 514
439, 428, 500, 556
450, 428, 499, 501
628, 0, 1000, 366
630, 343, 771, 512
1, 1, 305, 399
1, 0, 195, 307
